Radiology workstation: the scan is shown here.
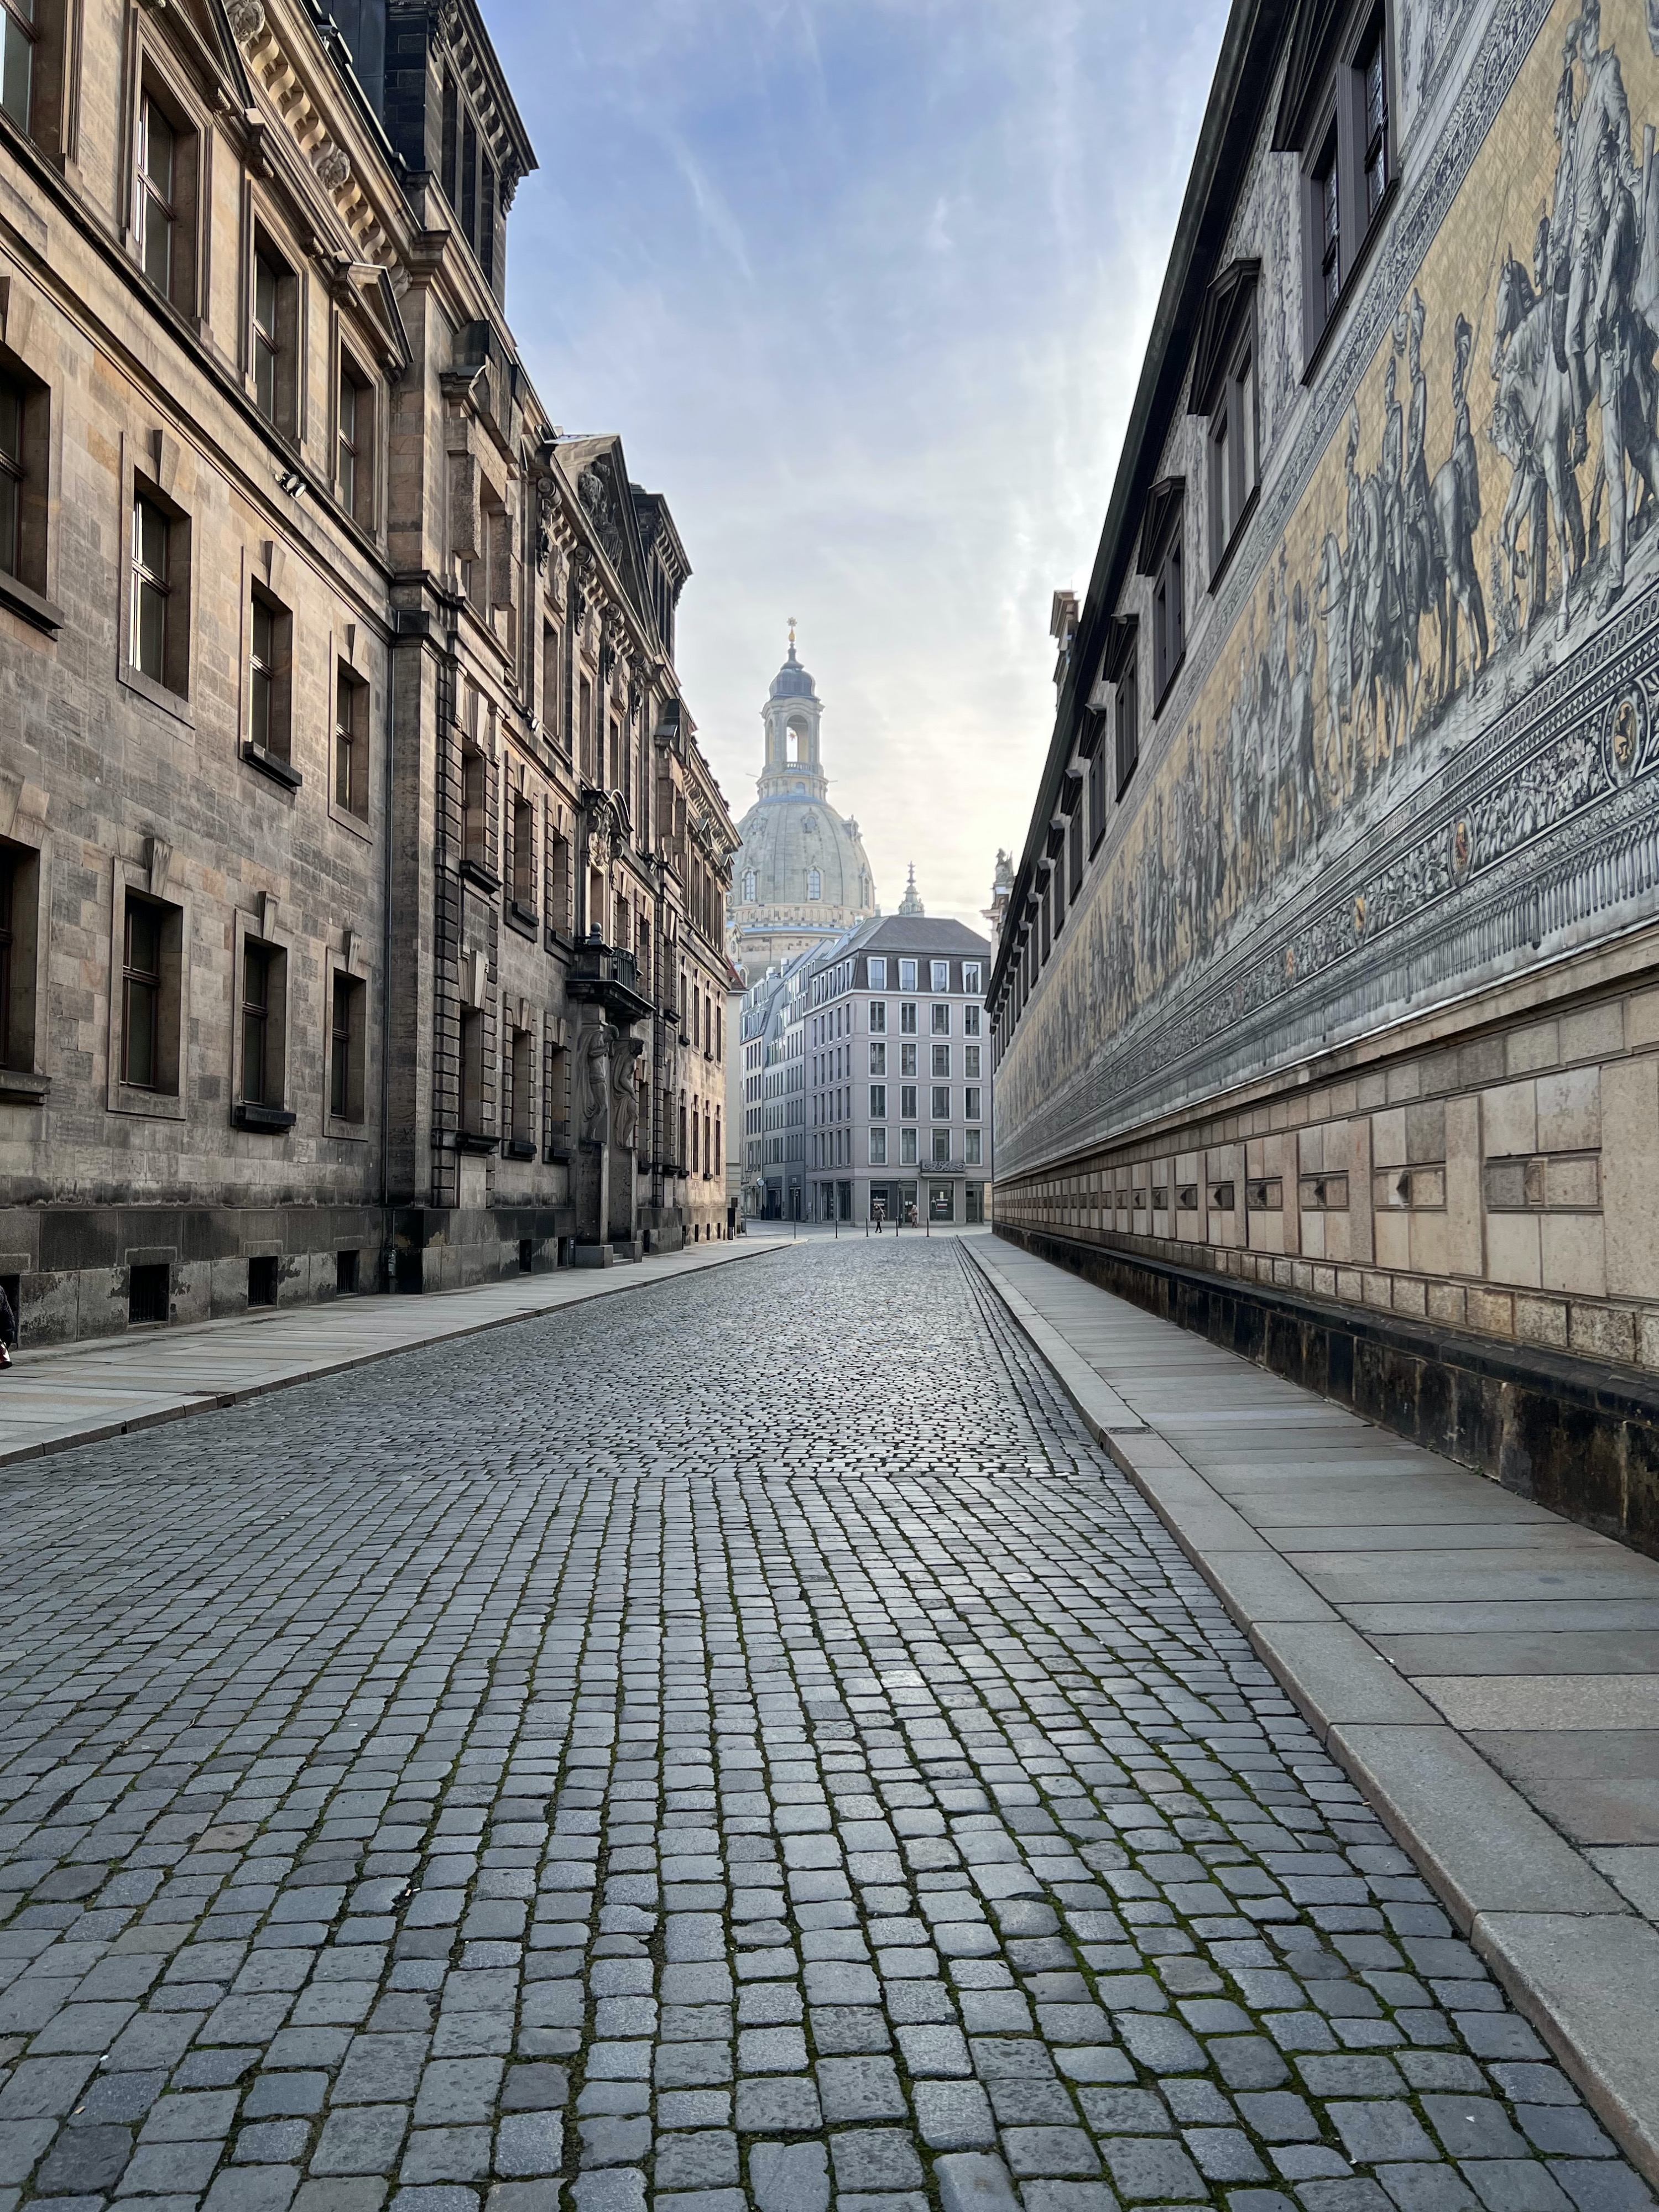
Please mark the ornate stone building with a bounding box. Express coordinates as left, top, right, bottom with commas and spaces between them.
727, 629, 877, 982
992, 0, 1659, 1548
0, 0, 737, 1341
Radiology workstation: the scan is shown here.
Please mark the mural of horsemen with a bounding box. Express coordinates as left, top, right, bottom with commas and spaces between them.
998, 0, 1659, 1159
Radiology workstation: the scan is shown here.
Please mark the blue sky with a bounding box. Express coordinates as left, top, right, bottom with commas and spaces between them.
494, 0, 1232, 930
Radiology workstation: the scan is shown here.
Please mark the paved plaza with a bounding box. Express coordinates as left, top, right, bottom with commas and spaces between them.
0, 1239, 1650, 2212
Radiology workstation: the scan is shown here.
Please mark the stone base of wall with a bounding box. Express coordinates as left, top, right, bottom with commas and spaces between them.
995, 1223, 1659, 1559
0, 1202, 587, 1343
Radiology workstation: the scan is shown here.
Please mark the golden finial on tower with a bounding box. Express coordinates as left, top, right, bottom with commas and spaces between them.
787, 615, 797, 655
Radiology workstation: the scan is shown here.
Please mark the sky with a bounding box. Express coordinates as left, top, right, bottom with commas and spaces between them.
492, 0, 1232, 932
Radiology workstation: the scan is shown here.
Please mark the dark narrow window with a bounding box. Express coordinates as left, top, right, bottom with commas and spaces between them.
248, 591, 293, 763
137, 96, 177, 298
1087, 735, 1107, 852
1152, 526, 1183, 703
335, 664, 369, 816
1, 0, 36, 132
460, 1005, 484, 1135
253, 248, 280, 421
1361, 15, 1389, 217
122, 898, 163, 1089
0, 848, 13, 1069
1068, 803, 1083, 899
331, 972, 365, 1121
462, 746, 487, 870
461, 112, 477, 252
337, 357, 369, 521
1317, 131, 1341, 316
0, 374, 21, 579
512, 790, 535, 910
441, 70, 458, 205
131, 491, 171, 684
242, 941, 274, 1105
479, 156, 496, 285
1115, 646, 1139, 795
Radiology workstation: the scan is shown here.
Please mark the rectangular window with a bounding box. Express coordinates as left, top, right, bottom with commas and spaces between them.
252, 246, 281, 422
964, 1045, 982, 1079
962, 962, 981, 995
131, 489, 171, 684
1115, 646, 1139, 794
337, 356, 371, 522
869, 1126, 888, 1166
461, 112, 478, 253
511, 789, 535, 911
509, 1024, 533, 1145
441, 70, 458, 205
869, 1040, 886, 1075
549, 825, 570, 932
869, 1083, 886, 1119
867, 957, 886, 989
248, 589, 291, 763
1087, 737, 1107, 851
138, 95, 177, 297
459, 1005, 484, 1135
462, 745, 488, 873
965, 1086, 982, 1121
1360, 13, 1389, 219
1210, 336, 1258, 570
966, 1128, 983, 1165
579, 675, 594, 782
1152, 521, 1184, 704
0, 359, 45, 599
1316, 129, 1340, 319
0, 371, 20, 581
241, 939, 283, 1108
898, 959, 917, 992
931, 960, 949, 992
931, 1041, 950, 1078
121, 894, 179, 1093
1, 0, 35, 133
932, 1127, 951, 1164
900, 1127, 917, 1165
964, 1005, 981, 1036
930, 1003, 950, 1035
335, 664, 369, 817
900, 1041, 917, 1077
0, 838, 38, 1072
900, 1084, 917, 1120
330, 971, 365, 1121
869, 999, 886, 1033
541, 621, 561, 735
137, 90, 196, 312
900, 1002, 917, 1035
930, 1084, 950, 1120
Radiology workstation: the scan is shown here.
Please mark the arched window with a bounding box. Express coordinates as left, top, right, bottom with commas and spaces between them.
785, 728, 800, 763
743, 869, 757, 902
807, 869, 822, 901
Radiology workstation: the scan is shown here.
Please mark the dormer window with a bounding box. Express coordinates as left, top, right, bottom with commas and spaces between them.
1279, 0, 1394, 358
1104, 615, 1139, 797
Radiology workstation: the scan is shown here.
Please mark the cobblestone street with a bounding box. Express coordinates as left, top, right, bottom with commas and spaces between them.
0, 1240, 1650, 2212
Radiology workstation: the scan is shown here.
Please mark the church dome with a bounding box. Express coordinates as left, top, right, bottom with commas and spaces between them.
728, 627, 879, 980
733, 791, 875, 916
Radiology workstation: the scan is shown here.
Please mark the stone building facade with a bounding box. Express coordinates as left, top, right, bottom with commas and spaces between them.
727, 632, 877, 984
0, 0, 736, 1342
993, 0, 1659, 1550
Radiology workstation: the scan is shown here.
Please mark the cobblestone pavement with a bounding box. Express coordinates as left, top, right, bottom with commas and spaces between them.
0, 1240, 1650, 2212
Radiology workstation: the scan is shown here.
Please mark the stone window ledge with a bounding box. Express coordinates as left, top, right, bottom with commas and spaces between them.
241, 742, 302, 792
0, 572, 64, 635
109, 1082, 186, 1121
118, 662, 194, 728
0, 1068, 50, 1105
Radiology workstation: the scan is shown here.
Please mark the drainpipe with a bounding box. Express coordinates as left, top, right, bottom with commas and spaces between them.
378, 630, 396, 1290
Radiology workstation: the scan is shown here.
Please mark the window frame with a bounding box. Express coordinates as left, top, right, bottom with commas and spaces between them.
124, 472, 191, 709
327, 965, 367, 1131
336, 347, 373, 527
134, 75, 198, 316
1291, 0, 1396, 365
108, 857, 187, 1121
231, 907, 294, 1130
0, 833, 42, 1084
333, 660, 371, 823
245, 582, 294, 773
0, 347, 56, 628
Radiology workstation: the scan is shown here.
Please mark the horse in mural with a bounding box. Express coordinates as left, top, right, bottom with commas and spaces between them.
1491, 247, 1584, 636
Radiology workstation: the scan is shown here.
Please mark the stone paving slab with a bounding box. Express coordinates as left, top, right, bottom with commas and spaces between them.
968, 1234, 1659, 2185
0, 1237, 1650, 2211
0, 1241, 774, 1470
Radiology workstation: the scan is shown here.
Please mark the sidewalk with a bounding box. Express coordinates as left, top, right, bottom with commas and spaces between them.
967, 1233, 1659, 2185
0, 1238, 779, 1470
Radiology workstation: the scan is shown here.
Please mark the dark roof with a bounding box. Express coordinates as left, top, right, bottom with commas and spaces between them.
988, 0, 1288, 1011
769, 644, 817, 700
862, 916, 991, 958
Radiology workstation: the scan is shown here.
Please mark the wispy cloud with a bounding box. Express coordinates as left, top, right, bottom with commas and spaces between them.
492, 0, 1230, 927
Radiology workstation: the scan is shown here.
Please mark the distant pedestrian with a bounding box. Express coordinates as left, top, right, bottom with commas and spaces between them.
873, 1201, 885, 1235
0, 1281, 15, 1369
